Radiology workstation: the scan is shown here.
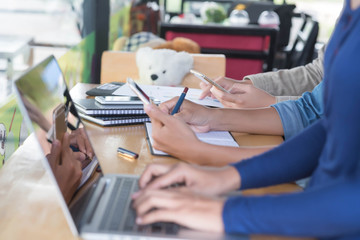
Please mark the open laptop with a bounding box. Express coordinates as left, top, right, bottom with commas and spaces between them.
14, 55, 246, 240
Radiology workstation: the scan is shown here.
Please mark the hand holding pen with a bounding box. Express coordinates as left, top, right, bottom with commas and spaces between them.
171, 87, 189, 115
69, 128, 94, 159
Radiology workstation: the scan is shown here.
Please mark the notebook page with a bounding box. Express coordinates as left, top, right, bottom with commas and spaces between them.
145, 122, 168, 155
199, 138, 239, 147
196, 131, 233, 140
145, 122, 238, 156
78, 156, 99, 188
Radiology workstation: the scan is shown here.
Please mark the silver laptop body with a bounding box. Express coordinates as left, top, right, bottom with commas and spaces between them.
14, 55, 247, 240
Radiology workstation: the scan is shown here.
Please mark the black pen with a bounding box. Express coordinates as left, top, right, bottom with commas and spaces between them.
70, 145, 91, 160
117, 147, 139, 159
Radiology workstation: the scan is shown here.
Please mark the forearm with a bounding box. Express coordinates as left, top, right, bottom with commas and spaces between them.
209, 107, 284, 136
223, 178, 360, 237
182, 141, 273, 166
234, 120, 326, 190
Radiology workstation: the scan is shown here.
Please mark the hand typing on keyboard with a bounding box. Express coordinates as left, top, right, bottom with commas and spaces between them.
132, 186, 225, 233
130, 162, 240, 233
147, 175, 185, 189
132, 162, 239, 197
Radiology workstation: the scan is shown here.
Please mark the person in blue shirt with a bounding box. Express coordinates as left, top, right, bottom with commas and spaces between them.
132, 0, 360, 238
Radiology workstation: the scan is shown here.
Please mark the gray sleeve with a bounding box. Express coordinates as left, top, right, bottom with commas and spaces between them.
275, 96, 300, 103
244, 45, 325, 96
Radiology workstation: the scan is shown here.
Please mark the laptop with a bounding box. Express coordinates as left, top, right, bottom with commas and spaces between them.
14, 55, 247, 240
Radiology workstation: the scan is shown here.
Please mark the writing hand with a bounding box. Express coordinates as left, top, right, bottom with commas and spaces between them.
144, 104, 202, 160
47, 132, 82, 204
159, 98, 213, 133
69, 127, 94, 164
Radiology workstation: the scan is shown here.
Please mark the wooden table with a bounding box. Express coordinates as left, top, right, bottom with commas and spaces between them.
0, 83, 311, 240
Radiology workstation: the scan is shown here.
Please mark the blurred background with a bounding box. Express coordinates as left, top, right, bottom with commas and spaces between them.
0, 0, 343, 166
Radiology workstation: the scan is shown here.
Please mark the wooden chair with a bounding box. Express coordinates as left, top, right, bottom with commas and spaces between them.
100, 51, 226, 89
285, 13, 319, 69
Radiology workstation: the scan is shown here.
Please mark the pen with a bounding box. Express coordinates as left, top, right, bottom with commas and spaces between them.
70, 145, 92, 160
171, 87, 188, 115
117, 147, 139, 159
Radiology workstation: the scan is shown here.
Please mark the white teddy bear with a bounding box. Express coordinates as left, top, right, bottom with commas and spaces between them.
136, 47, 193, 86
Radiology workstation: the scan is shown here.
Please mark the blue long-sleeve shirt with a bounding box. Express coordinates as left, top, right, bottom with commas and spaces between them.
273, 82, 324, 140
222, 1, 360, 239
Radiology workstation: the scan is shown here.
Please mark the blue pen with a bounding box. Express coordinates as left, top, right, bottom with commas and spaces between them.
171, 87, 188, 115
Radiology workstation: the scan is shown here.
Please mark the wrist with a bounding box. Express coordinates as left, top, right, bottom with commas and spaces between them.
241, 78, 253, 85
211, 166, 242, 195
269, 95, 277, 105
219, 166, 241, 193
208, 108, 223, 131
211, 199, 226, 233
183, 139, 211, 164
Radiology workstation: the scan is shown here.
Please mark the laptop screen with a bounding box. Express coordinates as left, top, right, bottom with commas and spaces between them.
14, 55, 99, 235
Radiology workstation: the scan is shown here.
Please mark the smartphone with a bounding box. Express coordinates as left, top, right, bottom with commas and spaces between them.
95, 96, 142, 105
190, 69, 229, 93
126, 78, 151, 105
53, 103, 67, 142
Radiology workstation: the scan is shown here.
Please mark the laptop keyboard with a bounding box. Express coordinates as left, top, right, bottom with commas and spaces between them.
99, 178, 124, 230
110, 179, 134, 231
99, 177, 179, 235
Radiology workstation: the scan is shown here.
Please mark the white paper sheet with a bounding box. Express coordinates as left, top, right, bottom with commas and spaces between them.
78, 156, 98, 188
112, 83, 224, 108
145, 122, 238, 156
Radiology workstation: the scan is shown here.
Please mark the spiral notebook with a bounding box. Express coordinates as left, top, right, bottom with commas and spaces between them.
78, 112, 150, 126
74, 99, 145, 116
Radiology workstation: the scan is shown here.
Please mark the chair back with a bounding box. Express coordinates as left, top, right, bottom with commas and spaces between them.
286, 13, 319, 68
101, 51, 226, 89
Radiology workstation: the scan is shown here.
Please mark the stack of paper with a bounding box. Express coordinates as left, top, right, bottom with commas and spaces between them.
74, 99, 149, 127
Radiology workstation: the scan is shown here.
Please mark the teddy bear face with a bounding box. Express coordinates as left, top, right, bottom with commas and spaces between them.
147, 62, 171, 85
136, 47, 193, 86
